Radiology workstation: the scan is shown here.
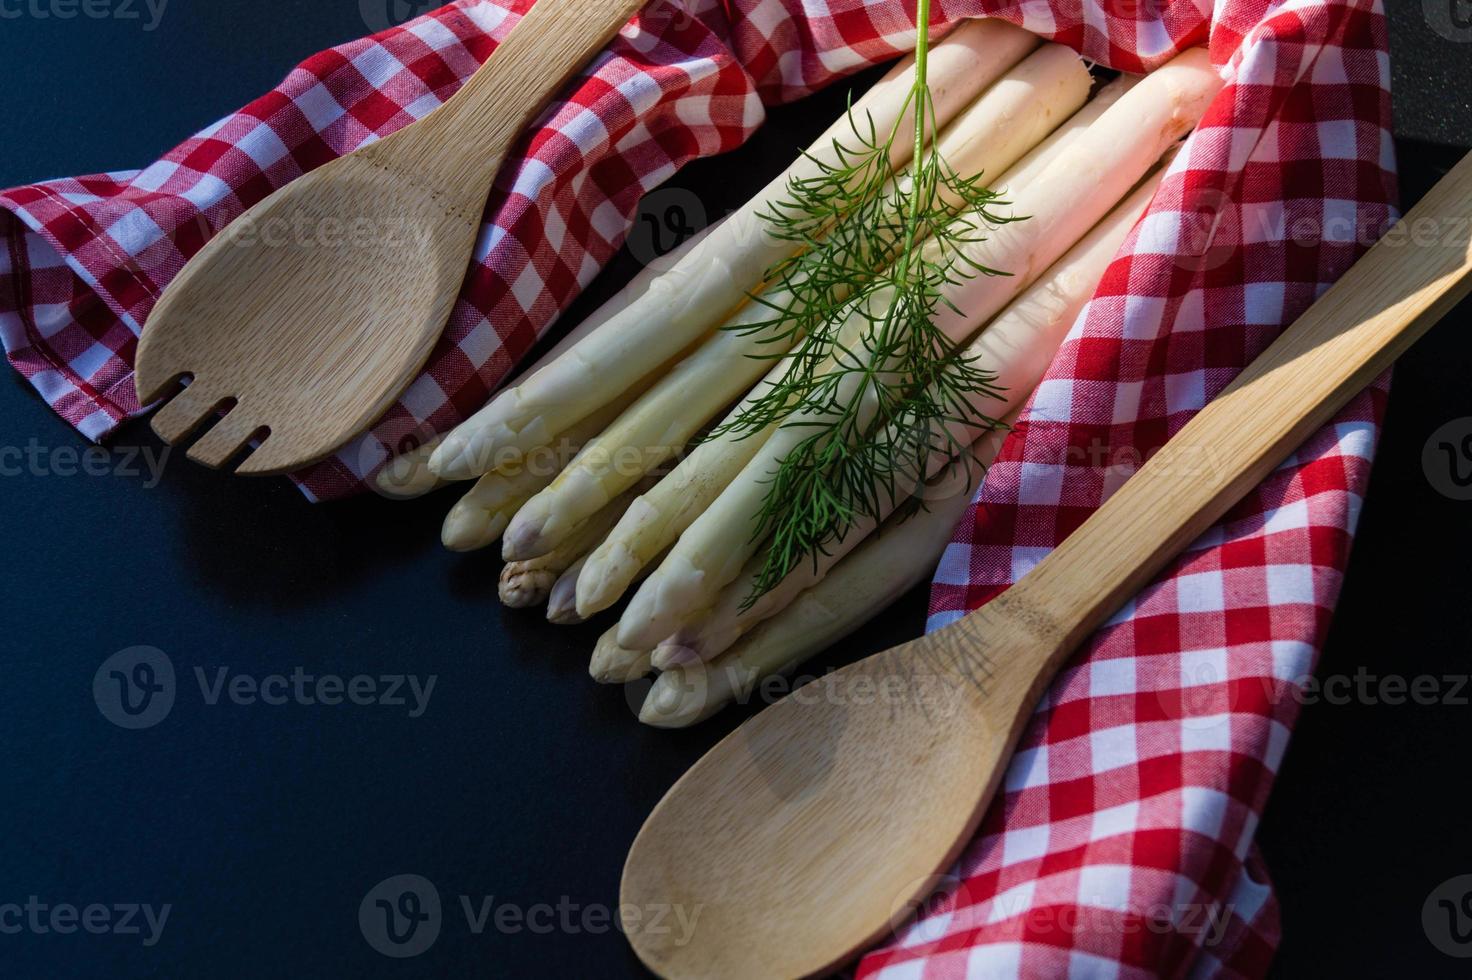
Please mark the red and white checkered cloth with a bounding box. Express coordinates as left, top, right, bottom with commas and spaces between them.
1, 0, 1395, 976
869, 2, 1396, 979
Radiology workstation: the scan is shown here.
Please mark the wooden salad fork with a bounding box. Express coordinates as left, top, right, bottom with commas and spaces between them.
133, 0, 647, 475
621, 150, 1472, 978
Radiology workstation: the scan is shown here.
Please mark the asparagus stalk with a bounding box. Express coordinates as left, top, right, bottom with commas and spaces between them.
928, 48, 1218, 342
497, 486, 643, 608
655, 163, 1168, 666
428, 19, 1040, 481
618, 50, 1220, 651
373, 221, 722, 501
574, 73, 1125, 619
638, 429, 1007, 728
500, 44, 1091, 561
991, 72, 1137, 196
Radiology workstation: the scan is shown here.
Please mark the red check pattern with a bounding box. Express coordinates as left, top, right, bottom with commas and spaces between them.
1, 1, 1395, 976
862, 1, 1395, 978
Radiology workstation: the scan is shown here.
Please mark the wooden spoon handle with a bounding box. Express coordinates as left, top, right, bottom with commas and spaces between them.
1011, 150, 1472, 663
392, 0, 648, 184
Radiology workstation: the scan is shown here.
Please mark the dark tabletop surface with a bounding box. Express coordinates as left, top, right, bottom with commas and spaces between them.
1, 2, 1471, 977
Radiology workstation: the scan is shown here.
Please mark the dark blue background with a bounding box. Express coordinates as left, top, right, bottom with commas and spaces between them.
1, 2, 1470, 977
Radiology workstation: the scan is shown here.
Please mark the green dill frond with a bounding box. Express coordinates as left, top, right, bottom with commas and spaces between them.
722, 0, 1020, 606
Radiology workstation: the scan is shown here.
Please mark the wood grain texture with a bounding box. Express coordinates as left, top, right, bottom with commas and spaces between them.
134, 0, 648, 475
622, 150, 1472, 979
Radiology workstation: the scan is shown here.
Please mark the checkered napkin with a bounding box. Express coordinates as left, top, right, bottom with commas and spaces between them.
859, 1, 1397, 978
0, 0, 941, 499
0, 0, 1394, 975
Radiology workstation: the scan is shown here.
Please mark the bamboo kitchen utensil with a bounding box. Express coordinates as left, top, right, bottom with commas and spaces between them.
622, 149, 1472, 978
133, 0, 647, 475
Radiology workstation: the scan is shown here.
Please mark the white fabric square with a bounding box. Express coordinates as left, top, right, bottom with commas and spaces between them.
1175, 571, 1226, 613
1089, 724, 1138, 772
1180, 646, 1229, 689
236, 122, 291, 169
1182, 717, 1232, 752
1088, 657, 1136, 698
1317, 118, 1359, 159
1264, 561, 1315, 604
1091, 801, 1141, 842
294, 83, 347, 131
1179, 786, 1229, 840
1077, 864, 1134, 911
1004, 743, 1049, 792
1242, 280, 1285, 325
69, 342, 116, 381
1001, 822, 1050, 867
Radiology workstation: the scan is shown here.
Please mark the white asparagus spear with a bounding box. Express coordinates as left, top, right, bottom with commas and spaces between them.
638, 428, 1007, 728
373, 435, 446, 499
992, 72, 1137, 197
929, 49, 1217, 341
501, 44, 1091, 560
574, 76, 1127, 618
574, 358, 787, 618
443, 395, 638, 552
546, 554, 590, 624
656, 163, 1168, 666
428, 20, 1039, 481
617, 49, 1221, 650
590, 626, 654, 685
498, 487, 643, 608
372, 221, 722, 500
548, 539, 674, 625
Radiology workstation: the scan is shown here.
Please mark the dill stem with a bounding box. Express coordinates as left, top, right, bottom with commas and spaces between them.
897, 0, 932, 289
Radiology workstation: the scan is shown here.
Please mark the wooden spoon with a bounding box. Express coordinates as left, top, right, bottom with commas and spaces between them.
622, 150, 1472, 978
133, 0, 647, 475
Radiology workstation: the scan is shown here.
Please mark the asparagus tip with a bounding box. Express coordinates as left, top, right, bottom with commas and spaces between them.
650, 642, 701, 671
589, 628, 651, 685
373, 443, 443, 500
499, 565, 555, 608
546, 576, 583, 625
501, 511, 549, 562
637, 671, 703, 728
442, 508, 508, 552
426, 433, 463, 479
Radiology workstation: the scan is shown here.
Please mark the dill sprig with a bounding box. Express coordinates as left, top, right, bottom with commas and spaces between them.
718, 0, 1020, 605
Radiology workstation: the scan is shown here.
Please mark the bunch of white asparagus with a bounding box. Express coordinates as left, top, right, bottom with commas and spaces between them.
379, 22, 1223, 727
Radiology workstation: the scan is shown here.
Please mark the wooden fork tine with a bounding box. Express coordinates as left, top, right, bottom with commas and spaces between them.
186, 406, 263, 468
150, 380, 225, 445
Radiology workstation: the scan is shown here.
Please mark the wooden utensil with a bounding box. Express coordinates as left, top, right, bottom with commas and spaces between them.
133, 0, 647, 475
622, 150, 1472, 978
